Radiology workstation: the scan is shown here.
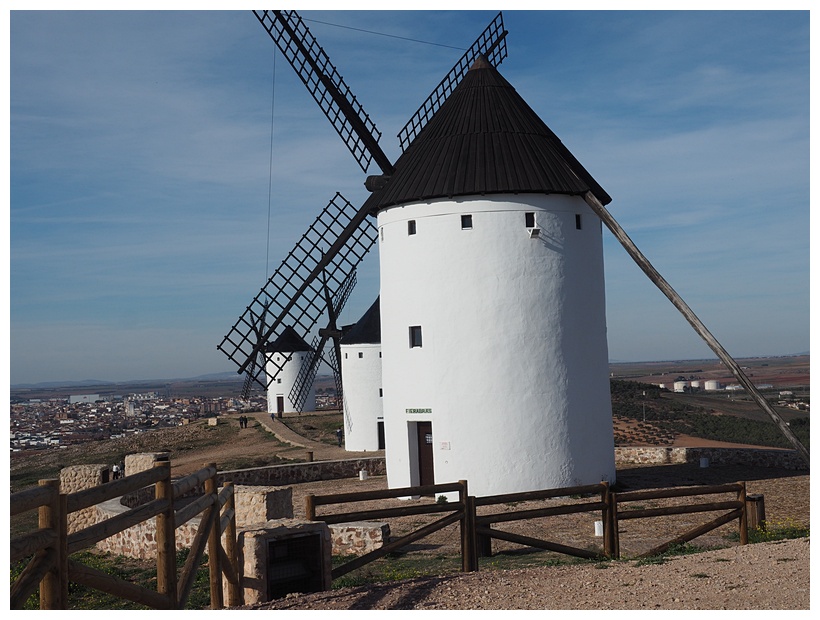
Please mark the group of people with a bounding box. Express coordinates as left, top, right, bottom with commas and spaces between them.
111, 461, 125, 480
238, 415, 250, 428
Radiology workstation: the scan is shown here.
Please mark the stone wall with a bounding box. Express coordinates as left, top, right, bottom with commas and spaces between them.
218, 457, 385, 487
329, 522, 390, 556
60, 464, 109, 534
614, 447, 805, 470
235, 485, 293, 525
125, 452, 169, 477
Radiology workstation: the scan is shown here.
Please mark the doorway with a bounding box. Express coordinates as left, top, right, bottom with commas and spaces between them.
416, 421, 434, 487
276, 396, 285, 417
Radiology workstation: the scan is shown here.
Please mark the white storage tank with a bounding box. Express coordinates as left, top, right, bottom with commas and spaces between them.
340, 298, 384, 452
704, 380, 721, 391
673, 381, 688, 393
690, 380, 701, 390
369, 57, 615, 497
265, 326, 316, 415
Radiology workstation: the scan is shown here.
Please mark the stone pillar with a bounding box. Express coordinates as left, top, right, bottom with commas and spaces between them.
59, 464, 109, 534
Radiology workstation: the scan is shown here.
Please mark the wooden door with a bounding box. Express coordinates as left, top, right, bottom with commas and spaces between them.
276, 396, 285, 416
416, 422, 434, 487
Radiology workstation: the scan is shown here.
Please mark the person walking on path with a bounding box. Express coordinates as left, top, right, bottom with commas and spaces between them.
336, 427, 343, 447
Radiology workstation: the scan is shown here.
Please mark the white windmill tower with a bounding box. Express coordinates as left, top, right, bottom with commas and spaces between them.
339, 297, 384, 451
264, 326, 316, 416
368, 56, 615, 496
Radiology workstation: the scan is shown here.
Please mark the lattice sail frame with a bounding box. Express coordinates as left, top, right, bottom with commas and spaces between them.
254, 10, 393, 175
397, 12, 507, 151
289, 269, 357, 411
218, 193, 377, 392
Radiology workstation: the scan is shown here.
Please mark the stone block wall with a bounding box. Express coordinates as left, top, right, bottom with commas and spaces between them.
125, 451, 169, 477
329, 522, 390, 556
614, 446, 805, 469
60, 464, 109, 534
234, 485, 294, 525
218, 457, 385, 487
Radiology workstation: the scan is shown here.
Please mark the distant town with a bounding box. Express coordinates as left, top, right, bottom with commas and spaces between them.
9, 379, 340, 453
10, 355, 808, 454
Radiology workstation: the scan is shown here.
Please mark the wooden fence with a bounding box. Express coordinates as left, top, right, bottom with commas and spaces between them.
610, 481, 748, 558
306, 479, 755, 577
474, 482, 614, 559
11, 471, 757, 608
306, 480, 479, 577
10, 458, 242, 610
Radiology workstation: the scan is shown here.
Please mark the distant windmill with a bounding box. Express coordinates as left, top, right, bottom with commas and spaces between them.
219, 10, 807, 486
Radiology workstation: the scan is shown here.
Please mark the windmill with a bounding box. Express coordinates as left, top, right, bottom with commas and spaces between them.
220, 10, 808, 477
218, 10, 508, 414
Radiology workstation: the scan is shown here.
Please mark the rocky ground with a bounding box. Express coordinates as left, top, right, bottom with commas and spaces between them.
248, 537, 810, 610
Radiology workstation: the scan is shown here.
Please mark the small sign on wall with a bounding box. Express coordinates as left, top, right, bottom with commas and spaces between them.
439, 441, 451, 450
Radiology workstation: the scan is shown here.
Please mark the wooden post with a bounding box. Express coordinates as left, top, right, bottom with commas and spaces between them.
154, 456, 176, 608
305, 494, 316, 521
602, 482, 614, 558
57, 491, 68, 607
476, 519, 493, 558
737, 481, 748, 545
610, 492, 621, 559
459, 481, 477, 572
746, 494, 766, 532
38, 479, 61, 610
583, 190, 809, 466
222, 482, 243, 608
205, 464, 223, 610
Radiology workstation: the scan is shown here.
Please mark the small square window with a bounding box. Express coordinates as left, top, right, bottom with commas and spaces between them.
525, 212, 535, 228
575, 214, 582, 230
358, 352, 363, 359
408, 220, 416, 235
461, 214, 473, 229
409, 325, 423, 348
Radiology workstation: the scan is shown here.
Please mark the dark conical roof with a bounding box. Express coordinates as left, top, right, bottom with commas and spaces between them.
265, 326, 312, 353
366, 56, 611, 212
340, 297, 381, 345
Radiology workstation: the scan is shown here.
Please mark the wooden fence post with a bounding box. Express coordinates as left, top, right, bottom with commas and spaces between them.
746, 494, 766, 532
154, 456, 176, 608
610, 491, 621, 559
602, 482, 614, 558
737, 481, 748, 545
38, 479, 61, 609
305, 494, 316, 521
205, 464, 223, 609
58, 490, 68, 607
459, 481, 477, 572
222, 482, 243, 608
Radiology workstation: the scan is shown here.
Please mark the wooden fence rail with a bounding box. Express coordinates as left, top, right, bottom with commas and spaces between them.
474, 482, 613, 559
9, 459, 242, 610
306, 480, 477, 578
610, 481, 748, 558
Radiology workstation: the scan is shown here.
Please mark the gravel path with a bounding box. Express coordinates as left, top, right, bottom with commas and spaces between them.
247, 537, 809, 610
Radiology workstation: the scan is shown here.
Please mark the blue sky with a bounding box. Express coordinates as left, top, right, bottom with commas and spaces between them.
7, 6, 811, 385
